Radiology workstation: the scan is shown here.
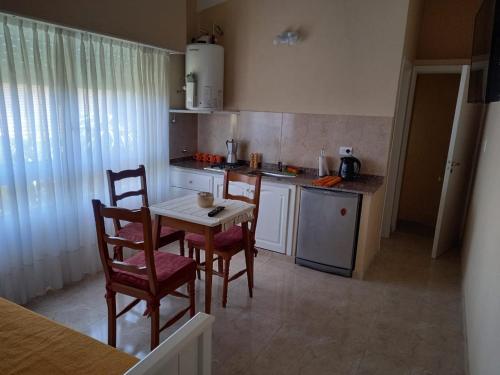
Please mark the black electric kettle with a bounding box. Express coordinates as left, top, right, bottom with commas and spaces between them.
338, 156, 361, 180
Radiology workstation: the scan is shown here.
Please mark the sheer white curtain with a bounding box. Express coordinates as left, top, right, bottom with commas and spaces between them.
0, 14, 170, 303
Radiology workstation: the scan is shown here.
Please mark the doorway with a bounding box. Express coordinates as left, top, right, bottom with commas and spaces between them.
383, 65, 484, 258
397, 73, 461, 236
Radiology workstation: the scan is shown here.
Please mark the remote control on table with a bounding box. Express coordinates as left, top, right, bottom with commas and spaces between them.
208, 206, 225, 217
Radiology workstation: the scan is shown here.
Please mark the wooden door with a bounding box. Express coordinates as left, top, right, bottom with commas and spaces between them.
432, 65, 484, 258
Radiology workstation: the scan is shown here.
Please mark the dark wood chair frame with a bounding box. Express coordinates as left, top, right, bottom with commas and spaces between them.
92, 199, 196, 350
188, 171, 262, 307
106, 165, 185, 260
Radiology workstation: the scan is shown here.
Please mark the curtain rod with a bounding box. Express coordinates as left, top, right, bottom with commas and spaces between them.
0, 11, 185, 55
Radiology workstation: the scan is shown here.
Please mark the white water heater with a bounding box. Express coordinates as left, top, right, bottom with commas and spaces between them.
185, 43, 224, 110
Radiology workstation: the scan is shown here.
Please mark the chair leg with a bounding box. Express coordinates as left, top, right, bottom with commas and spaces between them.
188, 244, 194, 259
105, 289, 116, 347
251, 248, 255, 289
179, 234, 185, 256
113, 246, 123, 261
188, 280, 196, 317
244, 246, 254, 298
222, 257, 231, 308
252, 239, 258, 258
149, 301, 160, 350
195, 248, 201, 280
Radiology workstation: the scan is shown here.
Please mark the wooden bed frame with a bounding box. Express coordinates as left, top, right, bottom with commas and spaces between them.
126, 313, 215, 375
0, 297, 214, 375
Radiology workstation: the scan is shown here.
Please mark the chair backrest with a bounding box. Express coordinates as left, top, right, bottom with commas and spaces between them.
106, 165, 149, 232
92, 199, 159, 295
222, 171, 262, 234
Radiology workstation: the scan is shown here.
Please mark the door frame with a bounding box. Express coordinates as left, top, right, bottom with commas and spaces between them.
382, 64, 464, 237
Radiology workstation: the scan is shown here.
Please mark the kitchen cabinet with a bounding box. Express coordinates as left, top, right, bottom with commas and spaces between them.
169, 165, 385, 279
213, 177, 250, 199
170, 168, 213, 192
167, 186, 197, 199
171, 167, 296, 255
213, 176, 296, 254
255, 182, 296, 254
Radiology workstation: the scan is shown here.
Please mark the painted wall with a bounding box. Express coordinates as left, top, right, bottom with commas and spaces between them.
197, 0, 410, 116
0, 0, 187, 51
403, 0, 424, 62
417, 0, 482, 60
462, 103, 500, 375
398, 74, 460, 227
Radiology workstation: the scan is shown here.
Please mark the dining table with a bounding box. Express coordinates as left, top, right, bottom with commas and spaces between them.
150, 195, 255, 314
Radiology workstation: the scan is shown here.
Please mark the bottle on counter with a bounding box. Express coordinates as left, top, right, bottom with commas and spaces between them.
318, 148, 329, 177
249, 153, 262, 169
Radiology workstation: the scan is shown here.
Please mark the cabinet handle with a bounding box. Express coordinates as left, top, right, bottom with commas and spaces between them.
188, 180, 193, 184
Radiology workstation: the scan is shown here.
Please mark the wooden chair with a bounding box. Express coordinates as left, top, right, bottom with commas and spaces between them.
92, 199, 196, 350
107, 165, 185, 260
186, 171, 262, 308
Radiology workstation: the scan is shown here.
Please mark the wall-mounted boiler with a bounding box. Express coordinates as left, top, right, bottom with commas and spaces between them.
185, 43, 224, 110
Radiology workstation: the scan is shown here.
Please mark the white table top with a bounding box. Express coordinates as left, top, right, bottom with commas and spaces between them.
150, 195, 255, 229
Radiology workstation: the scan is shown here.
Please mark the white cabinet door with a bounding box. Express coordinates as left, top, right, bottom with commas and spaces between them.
214, 176, 224, 199
213, 176, 296, 254
213, 176, 250, 199
255, 184, 292, 254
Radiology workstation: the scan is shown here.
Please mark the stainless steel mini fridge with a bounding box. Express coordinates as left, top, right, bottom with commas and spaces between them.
295, 187, 362, 277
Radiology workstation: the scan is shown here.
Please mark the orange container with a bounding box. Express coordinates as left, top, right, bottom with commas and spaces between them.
203, 153, 211, 162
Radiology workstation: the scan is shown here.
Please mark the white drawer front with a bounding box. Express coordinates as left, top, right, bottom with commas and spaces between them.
171, 169, 213, 192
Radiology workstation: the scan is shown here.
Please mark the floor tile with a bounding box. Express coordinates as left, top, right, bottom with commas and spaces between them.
25, 231, 465, 374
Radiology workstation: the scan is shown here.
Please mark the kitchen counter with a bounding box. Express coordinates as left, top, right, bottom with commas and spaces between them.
170, 159, 384, 195
170, 157, 385, 279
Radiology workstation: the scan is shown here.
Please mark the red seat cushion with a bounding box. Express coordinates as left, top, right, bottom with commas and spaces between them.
112, 251, 196, 292
118, 222, 179, 242
185, 225, 243, 250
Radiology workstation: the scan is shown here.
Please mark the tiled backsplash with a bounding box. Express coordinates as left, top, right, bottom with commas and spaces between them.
172, 111, 393, 176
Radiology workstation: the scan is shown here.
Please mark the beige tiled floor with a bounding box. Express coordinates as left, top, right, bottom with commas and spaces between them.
26, 231, 465, 375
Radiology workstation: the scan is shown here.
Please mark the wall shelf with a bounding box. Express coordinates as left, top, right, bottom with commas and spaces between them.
169, 108, 240, 115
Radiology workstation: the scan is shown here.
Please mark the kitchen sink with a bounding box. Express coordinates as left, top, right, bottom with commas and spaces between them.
248, 170, 297, 178
262, 171, 297, 178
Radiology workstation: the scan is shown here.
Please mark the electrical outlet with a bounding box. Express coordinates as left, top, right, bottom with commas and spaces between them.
339, 147, 353, 156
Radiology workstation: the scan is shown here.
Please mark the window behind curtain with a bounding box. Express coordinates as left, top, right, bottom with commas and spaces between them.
0, 14, 170, 303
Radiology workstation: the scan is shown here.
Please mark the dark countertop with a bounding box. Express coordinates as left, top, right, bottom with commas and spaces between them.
170, 159, 384, 195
